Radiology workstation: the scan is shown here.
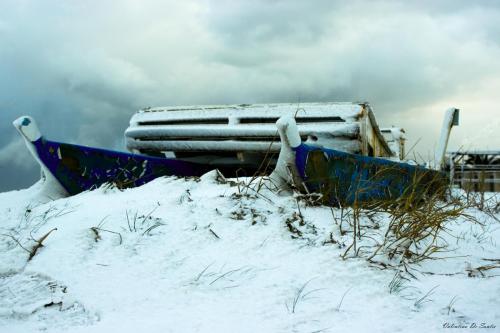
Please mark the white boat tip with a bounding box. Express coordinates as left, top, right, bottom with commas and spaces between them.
13, 116, 42, 142
276, 116, 302, 148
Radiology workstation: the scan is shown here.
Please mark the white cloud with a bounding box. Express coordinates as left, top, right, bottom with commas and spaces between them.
0, 0, 499, 189
0, 137, 33, 169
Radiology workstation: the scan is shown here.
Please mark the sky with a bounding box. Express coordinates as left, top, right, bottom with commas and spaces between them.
1, 0, 499, 191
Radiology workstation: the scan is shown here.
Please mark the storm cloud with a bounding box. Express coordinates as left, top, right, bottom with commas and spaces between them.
1, 0, 499, 191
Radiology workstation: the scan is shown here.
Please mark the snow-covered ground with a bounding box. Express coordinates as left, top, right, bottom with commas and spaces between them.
0, 173, 499, 332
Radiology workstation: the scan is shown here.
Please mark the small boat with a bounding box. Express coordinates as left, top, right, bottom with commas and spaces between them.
294, 143, 447, 206
271, 113, 457, 206
13, 116, 211, 196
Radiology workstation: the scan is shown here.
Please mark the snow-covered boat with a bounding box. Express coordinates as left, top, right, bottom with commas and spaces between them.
13, 105, 458, 205
13, 116, 211, 196
125, 102, 397, 172
271, 116, 452, 206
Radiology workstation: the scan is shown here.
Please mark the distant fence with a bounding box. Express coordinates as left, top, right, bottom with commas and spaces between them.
451, 167, 500, 192
448, 151, 500, 192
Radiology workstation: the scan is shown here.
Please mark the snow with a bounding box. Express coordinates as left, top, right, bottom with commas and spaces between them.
389, 128, 405, 141
0, 173, 499, 333
125, 123, 360, 139
126, 103, 363, 154
381, 127, 406, 159
126, 139, 283, 153
131, 102, 363, 124
435, 108, 460, 170
270, 117, 303, 189
125, 121, 360, 153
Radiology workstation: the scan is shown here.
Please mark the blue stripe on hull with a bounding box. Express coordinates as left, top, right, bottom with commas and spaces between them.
32, 138, 211, 195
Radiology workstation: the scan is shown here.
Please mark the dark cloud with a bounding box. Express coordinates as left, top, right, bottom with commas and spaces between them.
1, 0, 499, 191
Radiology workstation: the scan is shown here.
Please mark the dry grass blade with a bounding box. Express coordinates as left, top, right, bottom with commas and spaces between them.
28, 228, 58, 261
209, 267, 244, 285
414, 285, 439, 308
446, 295, 459, 315
335, 286, 352, 312
0, 233, 31, 254
209, 228, 220, 239
194, 262, 215, 282
286, 278, 317, 314
91, 227, 123, 244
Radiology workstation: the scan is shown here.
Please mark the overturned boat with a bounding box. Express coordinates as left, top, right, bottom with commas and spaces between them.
13, 103, 458, 205
125, 102, 398, 171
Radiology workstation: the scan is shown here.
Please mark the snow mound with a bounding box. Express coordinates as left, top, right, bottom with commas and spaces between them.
0, 174, 499, 332
0, 273, 95, 331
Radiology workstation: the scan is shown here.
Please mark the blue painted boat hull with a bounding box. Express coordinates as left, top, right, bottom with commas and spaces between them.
31, 138, 211, 195
293, 143, 447, 206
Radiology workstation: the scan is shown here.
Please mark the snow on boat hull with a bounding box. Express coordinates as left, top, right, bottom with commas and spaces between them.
14, 116, 211, 196
294, 143, 447, 206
